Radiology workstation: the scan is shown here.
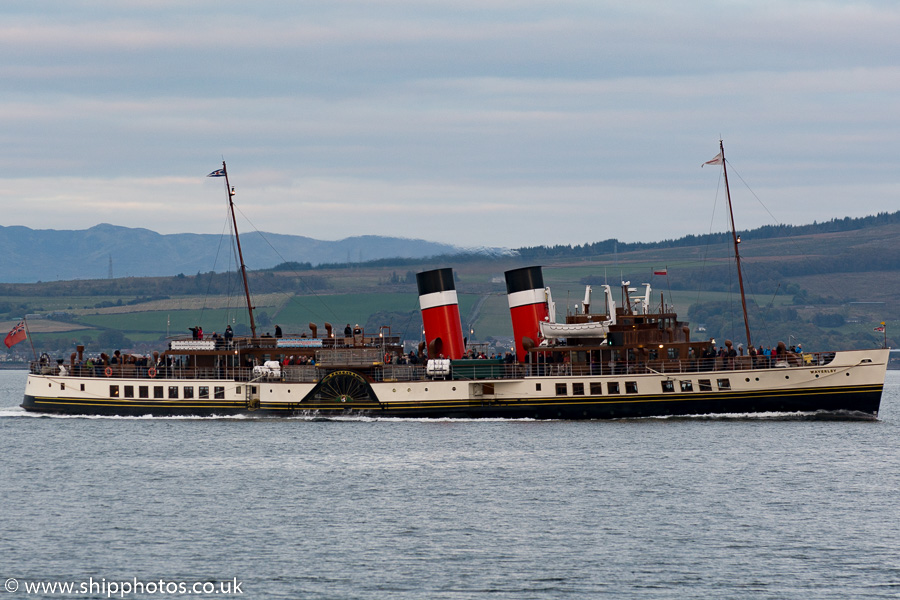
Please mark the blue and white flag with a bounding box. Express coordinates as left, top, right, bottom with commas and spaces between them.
207, 168, 226, 177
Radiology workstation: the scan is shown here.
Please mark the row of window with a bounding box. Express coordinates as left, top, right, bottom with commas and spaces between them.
546, 378, 732, 397
109, 385, 241, 400
106, 378, 734, 401
660, 378, 731, 392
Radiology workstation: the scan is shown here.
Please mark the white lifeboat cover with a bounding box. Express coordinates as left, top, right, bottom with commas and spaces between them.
425, 359, 451, 376
539, 320, 610, 339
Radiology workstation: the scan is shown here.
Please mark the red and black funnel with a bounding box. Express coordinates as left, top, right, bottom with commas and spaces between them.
505, 265, 548, 362
416, 268, 465, 360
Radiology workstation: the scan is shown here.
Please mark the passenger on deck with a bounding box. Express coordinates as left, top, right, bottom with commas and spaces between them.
701, 346, 716, 371
275, 325, 282, 338
224, 325, 233, 346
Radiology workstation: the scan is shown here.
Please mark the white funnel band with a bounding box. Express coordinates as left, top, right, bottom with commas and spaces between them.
419, 289, 459, 311
507, 288, 546, 309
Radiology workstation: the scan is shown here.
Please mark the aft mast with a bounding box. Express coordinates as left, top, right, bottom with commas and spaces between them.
218, 161, 258, 339
718, 141, 752, 349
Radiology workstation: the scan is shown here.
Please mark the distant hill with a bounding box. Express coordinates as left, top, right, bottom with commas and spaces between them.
515, 210, 900, 260
0, 224, 464, 283
2, 210, 897, 284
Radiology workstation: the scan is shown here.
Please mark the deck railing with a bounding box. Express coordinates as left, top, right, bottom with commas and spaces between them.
31, 351, 835, 383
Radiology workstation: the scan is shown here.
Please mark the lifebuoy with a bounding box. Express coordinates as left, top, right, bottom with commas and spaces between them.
147, 367, 157, 378
104, 366, 113, 377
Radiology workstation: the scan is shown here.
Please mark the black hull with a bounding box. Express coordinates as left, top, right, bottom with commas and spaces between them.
22, 384, 883, 420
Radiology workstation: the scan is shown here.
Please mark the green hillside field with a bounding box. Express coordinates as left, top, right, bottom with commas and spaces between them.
2, 216, 896, 357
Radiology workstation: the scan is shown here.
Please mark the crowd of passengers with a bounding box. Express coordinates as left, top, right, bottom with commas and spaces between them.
37, 333, 818, 379
700, 341, 809, 371
38, 350, 193, 378
525, 340, 817, 375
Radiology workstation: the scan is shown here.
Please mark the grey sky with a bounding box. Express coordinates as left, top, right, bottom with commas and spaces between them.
2, 0, 898, 248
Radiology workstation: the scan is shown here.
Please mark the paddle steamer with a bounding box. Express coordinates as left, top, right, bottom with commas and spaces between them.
22, 148, 889, 419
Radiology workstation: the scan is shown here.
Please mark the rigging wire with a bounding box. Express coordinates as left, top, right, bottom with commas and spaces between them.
195, 196, 255, 336
699, 161, 749, 347
695, 168, 722, 317
196, 205, 233, 330
232, 204, 342, 325
396, 294, 426, 345
723, 160, 818, 347
759, 282, 782, 337
225, 203, 245, 329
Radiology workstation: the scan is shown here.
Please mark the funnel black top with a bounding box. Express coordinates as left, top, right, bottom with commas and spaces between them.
416, 268, 456, 296
504, 266, 544, 295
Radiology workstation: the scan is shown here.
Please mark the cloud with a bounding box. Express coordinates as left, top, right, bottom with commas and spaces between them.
1, 0, 899, 251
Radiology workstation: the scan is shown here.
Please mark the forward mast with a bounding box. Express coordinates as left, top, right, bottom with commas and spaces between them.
218, 161, 257, 339
718, 141, 752, 349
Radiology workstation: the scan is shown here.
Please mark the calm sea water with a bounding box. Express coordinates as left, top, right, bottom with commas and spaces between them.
2, 369, 899, 600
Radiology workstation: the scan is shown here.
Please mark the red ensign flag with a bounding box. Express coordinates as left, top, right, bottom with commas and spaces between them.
4, 321, 26, 348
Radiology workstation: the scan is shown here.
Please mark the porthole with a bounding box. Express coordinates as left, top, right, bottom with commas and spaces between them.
745, 378, 750, 382
392, 388, 396, 392
785, 376, 789, 380
452, 387, 456, 391
425, 388, 428, 392
755, 377, 760, 381
815, 374, 819, 378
